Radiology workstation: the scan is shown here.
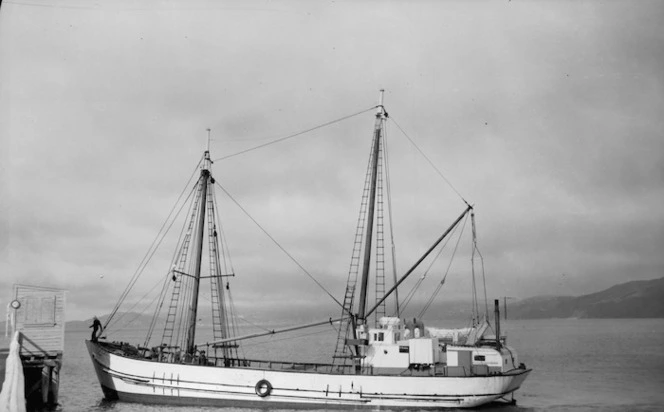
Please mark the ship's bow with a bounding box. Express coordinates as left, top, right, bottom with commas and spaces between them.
85, 340, 120, 400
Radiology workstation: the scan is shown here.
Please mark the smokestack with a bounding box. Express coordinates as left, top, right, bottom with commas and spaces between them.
494, 299, 501, 349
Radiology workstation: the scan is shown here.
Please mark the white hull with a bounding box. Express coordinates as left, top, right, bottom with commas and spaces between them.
87, 341, 530, 409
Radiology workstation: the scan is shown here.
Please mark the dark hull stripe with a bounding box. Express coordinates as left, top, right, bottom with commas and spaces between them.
103, 384, 520, 410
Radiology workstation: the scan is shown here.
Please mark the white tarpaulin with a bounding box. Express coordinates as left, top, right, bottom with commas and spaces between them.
0, 331, 26, 412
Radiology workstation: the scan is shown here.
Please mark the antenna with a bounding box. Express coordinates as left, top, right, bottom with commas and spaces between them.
202, 128, 212, 171
377, 89, 385, 116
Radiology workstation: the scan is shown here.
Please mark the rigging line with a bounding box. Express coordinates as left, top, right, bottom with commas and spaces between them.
400, 244, 446, 312
117, 164, 198, 313
212, 189, 235, 275
162, 181, 202, 348
118, 184, 199, 335
469, 209, 490, 319
106, 277, 165, 336
225, 288, 245, 359
397, 221, 461, 314
422, 214, 469, 316
382, 119, 400, 316
106, 277, 162, 332
144, 273, 172, 345
211, 190, 231, 277
105, 155, 204, 329
222, 302, 237, 358
388, 117, 470, 207
3, 0, 98, 9
470, 219, 478, 323
145, 271, 176, 346
240, 326, 335, 348
237, 316, 276, 333
108, 294, 161, 339
476, 246, 489, 319
417, 213, 469, 319
108, 155, 202, 316
214, 181, 345, 311
206, 186, 227, 342
114, 180, 199, 334
150, 181, 203, 345
401, 220, 464, 318
212, 106, 379, 162
463, 315, 477, 339
170, 181, 204, 269
364, 205, 473, 319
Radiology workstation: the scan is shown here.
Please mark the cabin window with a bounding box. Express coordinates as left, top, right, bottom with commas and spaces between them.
474, 355, 486, 361
399, 346, 409, 353
378, 332, 384, 342
373, 333, 377, 341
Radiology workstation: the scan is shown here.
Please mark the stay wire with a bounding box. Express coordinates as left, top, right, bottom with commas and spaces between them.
417, 213, 469, 319
212, 106, 379, 162
476, 245, 489, 320
240, 325, 336, 348
214, 181, 345, 311
237, 316, 275, 334
469, 211, 489, 321
104, 155, 204, 329
382, 119, 400, 316
388, 117, 470, 207
397, 219, 461, 315
113, 181, 198, 338
399, 234, 450, 314
144, 185, 199, 345
213, 190, 235, 276
104, 277, 163, 338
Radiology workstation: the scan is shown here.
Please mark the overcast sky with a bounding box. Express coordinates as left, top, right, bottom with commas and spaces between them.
1, 0, 662, 322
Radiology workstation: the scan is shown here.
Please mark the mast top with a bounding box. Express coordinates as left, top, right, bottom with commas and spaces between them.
376, 89, 386, 117
203, 128, 212, 171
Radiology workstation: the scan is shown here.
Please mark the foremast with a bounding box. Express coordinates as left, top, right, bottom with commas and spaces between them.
150, 144, 237, 363
185, 150, 212, 356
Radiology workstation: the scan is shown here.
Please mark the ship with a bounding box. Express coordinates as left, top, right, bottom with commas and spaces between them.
86, 91, 531, 408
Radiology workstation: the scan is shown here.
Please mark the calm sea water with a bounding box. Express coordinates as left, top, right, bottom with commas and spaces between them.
56, 318, 664, 411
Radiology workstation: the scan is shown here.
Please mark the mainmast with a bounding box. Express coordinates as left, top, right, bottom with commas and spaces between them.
185, 150, 212, 355
357, 90, 386, 323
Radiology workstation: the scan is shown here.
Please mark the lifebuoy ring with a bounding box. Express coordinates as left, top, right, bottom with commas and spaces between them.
255, 379, 272, 397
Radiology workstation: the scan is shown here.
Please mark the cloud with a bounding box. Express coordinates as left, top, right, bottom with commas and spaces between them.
1, 0, 663, 322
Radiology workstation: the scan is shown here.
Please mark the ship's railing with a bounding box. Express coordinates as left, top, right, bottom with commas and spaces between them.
124, 343, 353, 374
206, 356, 355, 374
113, 342, 507, 376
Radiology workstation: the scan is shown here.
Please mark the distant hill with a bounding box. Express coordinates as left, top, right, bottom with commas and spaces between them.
3, 278, 662, 335
66, 312, 158, 331
59, 301, 475, 332
507, 277, 664, 319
